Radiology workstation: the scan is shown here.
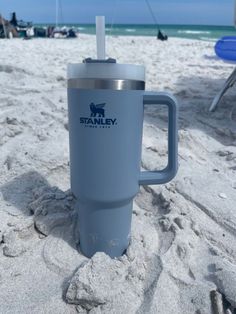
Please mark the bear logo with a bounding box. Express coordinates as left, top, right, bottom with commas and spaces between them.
90, 103, 105, 117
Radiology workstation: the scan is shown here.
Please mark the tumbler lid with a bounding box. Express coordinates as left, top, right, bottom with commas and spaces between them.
67, 16, 145, 87
67, 61, 145, 82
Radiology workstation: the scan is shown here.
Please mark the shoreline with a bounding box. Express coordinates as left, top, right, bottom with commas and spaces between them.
29, 23, 236, 41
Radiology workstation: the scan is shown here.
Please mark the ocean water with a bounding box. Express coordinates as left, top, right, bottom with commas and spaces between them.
38, 24, 236, 41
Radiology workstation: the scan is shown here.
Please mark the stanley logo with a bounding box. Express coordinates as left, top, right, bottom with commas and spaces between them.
80, 103, 117, 128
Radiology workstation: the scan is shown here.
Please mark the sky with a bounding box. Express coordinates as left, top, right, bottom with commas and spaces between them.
0, 0, 235, 25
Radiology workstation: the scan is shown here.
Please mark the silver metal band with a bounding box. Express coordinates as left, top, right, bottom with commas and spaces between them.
67, 78, 145, 90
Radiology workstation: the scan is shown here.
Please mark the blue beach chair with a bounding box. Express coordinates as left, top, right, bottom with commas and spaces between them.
210, 36, 236, 111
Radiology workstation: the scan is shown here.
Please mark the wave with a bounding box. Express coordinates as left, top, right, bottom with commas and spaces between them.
125, 29, 136, 32
199, 37, 218, 42
178, 30, 211, 35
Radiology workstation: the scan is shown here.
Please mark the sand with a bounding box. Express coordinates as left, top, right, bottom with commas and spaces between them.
0, 34, 236, 314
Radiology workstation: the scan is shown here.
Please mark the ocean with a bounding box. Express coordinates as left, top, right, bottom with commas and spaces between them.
38, 24, 236, 41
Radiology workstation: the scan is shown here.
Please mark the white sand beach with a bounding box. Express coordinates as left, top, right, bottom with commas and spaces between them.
0, 34, 236, 313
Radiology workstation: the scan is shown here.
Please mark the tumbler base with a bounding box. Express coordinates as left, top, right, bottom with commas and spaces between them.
77, 200, 133, 258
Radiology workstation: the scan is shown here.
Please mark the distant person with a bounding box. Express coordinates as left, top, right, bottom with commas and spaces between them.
47, 26, 55, 38
157, 30, 168, 41
10, 12, 18, 27
67, 29, 77, 38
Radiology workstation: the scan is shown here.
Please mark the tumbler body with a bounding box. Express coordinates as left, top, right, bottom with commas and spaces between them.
67, 61, 178, 258
68, 88, 144, 257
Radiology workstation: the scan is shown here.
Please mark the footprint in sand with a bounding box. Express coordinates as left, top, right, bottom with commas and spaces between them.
2, 230, 26, 257
42, 225, 86, 277
2, 219, 35, 258
136, 186, 176, 256
29, 186, 85, 276
0, 65, 31, 75
0, 117, 23, 146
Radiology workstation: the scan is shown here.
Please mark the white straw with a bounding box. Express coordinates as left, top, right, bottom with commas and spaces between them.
96, 16, 106, 59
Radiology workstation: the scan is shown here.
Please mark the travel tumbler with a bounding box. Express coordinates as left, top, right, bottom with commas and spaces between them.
67, 58, 178, 258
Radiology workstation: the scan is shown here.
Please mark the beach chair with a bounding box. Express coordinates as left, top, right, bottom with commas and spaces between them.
209, 36, 236, 112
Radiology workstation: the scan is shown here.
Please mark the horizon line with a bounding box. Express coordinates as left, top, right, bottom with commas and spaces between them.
34, 22, 235, 27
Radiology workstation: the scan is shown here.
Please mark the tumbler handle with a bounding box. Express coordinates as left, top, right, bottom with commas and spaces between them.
139, 92, 178, 185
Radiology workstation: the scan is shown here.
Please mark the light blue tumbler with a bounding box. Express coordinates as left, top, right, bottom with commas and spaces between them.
67, 59, 178, 258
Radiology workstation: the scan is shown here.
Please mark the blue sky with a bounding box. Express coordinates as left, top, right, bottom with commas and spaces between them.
1, 0, 234, 25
